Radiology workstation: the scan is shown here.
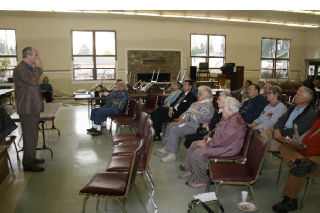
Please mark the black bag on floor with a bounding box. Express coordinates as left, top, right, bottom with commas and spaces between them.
188, 199, 224, 213
0, 107, 17, 142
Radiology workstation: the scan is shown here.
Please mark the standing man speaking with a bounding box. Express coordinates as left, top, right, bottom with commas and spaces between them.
14, 47, 45, 172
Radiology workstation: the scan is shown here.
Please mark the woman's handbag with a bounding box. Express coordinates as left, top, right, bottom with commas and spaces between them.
0, 107, 17, 142
188, 199, 224, 213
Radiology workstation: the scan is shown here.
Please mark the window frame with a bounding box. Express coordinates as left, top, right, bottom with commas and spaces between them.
71, 30, 117, 81
260, 37, 291, 79
0, 28, 18, 80
190, 33, 226, 72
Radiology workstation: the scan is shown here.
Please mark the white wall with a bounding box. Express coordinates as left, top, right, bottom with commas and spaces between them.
0, 11, 316, 95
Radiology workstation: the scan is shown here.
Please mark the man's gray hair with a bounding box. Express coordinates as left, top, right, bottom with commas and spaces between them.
224, 96, 241, 113
198, 86, 213, 99
299, 86, 314, 101
22, 47, 33, 58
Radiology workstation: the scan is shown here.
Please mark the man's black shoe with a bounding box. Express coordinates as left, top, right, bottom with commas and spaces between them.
91, 131, 102, 136
179, 164, 188, 171
87, 128, 97, 132
23, 165, 45, 172
153, 135, 161, 141
272, 196, 297, 213
33, 158, 45, 164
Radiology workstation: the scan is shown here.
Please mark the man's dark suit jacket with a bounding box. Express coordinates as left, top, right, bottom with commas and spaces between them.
274, 103, 317, 138
13, 61, 43, 115
170, 91, 197, 119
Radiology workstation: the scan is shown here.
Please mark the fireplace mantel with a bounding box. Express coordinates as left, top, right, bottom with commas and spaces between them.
126, 50, 182, 85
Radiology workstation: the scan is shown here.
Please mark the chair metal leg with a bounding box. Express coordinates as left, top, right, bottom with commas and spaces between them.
276, 158, 283, 185
7, 152, 13, 170
215, 182, 222, 195
247, 184, 259, 212
12, 139, 20, 161
82, 196, 89, 213
104, 199, 108, 213
115, 125, 119, 135
96, 198, 100, 213
206, 180, 211, 192
300, 177, 312, 210
117, 198, 127, 213
146, 170, 155, 190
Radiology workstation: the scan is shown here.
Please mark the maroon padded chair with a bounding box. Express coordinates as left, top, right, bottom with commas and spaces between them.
209, 125, 253, 163
111, 100, 144, 135
106, 126, 157, 208
79, 140, 143, 213
112, 101, 144, 134
111, 119, 153, 156
208, 132, 268, 211
107, 126, 155, 186
144, 93, 158, 114
109, 98, 136, 134
112, 112, 148, 145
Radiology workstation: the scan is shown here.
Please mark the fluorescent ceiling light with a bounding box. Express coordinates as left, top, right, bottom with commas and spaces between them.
7, 10, 319, 28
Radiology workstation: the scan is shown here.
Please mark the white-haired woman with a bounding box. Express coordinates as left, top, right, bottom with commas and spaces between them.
180, 96, 247, 188
158, 86, 214, 162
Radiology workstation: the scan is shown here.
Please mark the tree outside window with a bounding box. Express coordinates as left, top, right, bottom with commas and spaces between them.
72, 30, 116, 81
0, 29, 17, 82
191, 34, 225, 73
261, 38, 290, 79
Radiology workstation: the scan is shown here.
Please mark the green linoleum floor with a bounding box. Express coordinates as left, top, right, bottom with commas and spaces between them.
0, 105, 319, 213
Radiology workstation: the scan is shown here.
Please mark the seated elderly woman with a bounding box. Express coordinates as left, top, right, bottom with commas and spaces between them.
184, 91, 231, 149
179, 96, 247, 188
158, 86, 214, 163
40, 76, 53, 103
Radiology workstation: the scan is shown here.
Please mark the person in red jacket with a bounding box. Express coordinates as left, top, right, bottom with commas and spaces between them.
272, 119, 320, 213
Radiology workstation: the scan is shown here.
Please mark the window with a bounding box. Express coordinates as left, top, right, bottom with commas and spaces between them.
260, 38, 290, 79
72, 30, 116, 81
0, 29, 17, 81
190, 34, 225, 72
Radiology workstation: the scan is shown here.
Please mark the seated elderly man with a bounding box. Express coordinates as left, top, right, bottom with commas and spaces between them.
87, 81, 129, 136
151, 80, 197, 140
266, 86, 317, 151
250, 85, 287, 132
272, 119, 320, 213
179, 97, 247, 188
258, 79, 266, 95
239, 84, 269, 124
157, 86, 214, 163
231, 79, 252, 102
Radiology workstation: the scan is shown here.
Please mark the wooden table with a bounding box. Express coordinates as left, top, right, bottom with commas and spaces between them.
10, 102, 62, 158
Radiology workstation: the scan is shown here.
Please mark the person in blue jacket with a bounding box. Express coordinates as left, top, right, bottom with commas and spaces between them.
239, 84, 269, 124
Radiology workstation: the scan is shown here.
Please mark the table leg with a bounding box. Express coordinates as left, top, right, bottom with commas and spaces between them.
36, 121, 53, 158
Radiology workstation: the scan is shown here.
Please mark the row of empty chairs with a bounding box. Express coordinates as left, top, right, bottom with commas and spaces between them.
80, 112, 156, 213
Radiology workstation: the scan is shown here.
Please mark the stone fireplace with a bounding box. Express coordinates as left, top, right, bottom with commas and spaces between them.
127, 50, 182, 85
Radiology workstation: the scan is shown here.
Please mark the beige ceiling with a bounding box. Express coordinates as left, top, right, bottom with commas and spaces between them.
3, 10, 320, 28
108, 10, 320, 26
